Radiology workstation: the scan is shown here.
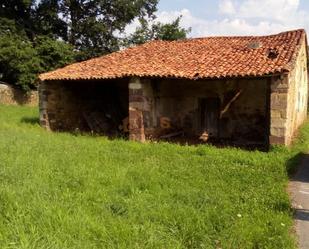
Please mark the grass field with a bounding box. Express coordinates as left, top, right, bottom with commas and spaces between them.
0, 105, 308, 249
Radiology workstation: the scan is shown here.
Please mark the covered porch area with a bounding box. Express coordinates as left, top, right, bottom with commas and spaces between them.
39, 79, 129, 137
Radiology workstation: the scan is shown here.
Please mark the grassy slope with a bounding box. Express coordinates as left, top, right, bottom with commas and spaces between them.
0, 105, 308, 249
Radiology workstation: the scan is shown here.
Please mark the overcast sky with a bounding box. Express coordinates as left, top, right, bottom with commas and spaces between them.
155, 0, 309, 37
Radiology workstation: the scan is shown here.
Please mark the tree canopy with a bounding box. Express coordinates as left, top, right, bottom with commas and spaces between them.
125, 16, 190, 46
0, 0, 190, 90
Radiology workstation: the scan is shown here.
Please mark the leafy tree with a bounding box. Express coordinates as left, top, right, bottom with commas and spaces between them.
0, 16, 75, 90
0, 34, 41, 90
153, 17, 191, 41
35, 36, 76, 72
0, 0, 36, 39
126, 16, 190, 46
33, 0, 68, 40
0, 17, 24, 36
0, 0, 190, 90
58, 0, 159, 60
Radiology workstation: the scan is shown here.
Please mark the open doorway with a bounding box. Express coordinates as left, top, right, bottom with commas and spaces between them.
56, 79, 129, 137
199, 97, 221, 140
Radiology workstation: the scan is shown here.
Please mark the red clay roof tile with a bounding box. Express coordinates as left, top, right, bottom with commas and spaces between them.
39, 29, 307, 81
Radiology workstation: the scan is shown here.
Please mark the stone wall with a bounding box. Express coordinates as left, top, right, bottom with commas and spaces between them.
40, 38, 308, 147
39, 81, 79, 130
269, 38, 308, 145
287, 40, 308, 142
128, 77, 269, 145
0, 83, 38, 106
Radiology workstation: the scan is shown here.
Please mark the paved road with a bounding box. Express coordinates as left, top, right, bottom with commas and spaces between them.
289, 154, 309, 249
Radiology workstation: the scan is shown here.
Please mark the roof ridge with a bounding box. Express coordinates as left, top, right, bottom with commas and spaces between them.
152, 29, 306, 44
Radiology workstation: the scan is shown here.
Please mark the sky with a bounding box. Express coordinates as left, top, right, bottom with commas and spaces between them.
155, 0, 309, 37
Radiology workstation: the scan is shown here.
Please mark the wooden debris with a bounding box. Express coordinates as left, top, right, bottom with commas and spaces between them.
220, 90, 242, 118
83, 112, 112, 134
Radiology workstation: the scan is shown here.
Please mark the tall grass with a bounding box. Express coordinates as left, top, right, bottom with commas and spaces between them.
0, 105, 308, 249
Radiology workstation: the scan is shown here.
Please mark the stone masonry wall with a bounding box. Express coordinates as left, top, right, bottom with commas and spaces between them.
154, 78, 268, 142
287, 40, 308, 143
41, 42, 308, 147
128, 77, 269, 145
0, 83, 38, 106
40, 80, 129, 133
269, 39, 308, 145
39, 81, 85, 131
269, 75, 289, 145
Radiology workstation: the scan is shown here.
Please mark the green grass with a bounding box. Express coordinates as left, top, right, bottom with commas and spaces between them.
0, 105, 308, 249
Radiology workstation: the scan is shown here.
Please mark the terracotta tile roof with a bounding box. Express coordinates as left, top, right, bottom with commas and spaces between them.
39, 29, 307, 81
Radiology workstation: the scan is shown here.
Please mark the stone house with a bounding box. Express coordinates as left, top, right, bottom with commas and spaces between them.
39, 29, 308, 148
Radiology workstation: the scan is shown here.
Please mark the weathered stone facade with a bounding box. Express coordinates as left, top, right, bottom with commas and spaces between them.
0, 83, 38, 106
39, 38, 308, 148
126, 77, 268, 146
269, 40, 308, 145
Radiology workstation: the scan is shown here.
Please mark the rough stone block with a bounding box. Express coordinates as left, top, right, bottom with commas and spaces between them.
271, 93, 288, 109
270, 127, 286, 137
40, 120, 47, 126
271, 118, 287, 128
129, 82, 142, 90
40, 100, 48, 109
271, 110, 281, 118
129, 101, 151, 111
129, 133, 146, 142
269, 135, 286, 145
271, 109, 287, 119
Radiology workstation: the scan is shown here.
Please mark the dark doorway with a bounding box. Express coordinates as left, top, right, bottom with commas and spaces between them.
60, 80, 129, 137
199, 97, 221, 138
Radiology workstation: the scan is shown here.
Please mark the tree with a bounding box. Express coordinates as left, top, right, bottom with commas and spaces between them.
58, 0, 159, 60
0, 0, 36, 39
35, 36, 76, 72
0, 0, 190, 90
33, 0, 68, 40
0, 15, 75, 90
0, 1, 75, 90
125, 16, 191, 46
0, 34, 76, 90
0, 34, 41, 91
